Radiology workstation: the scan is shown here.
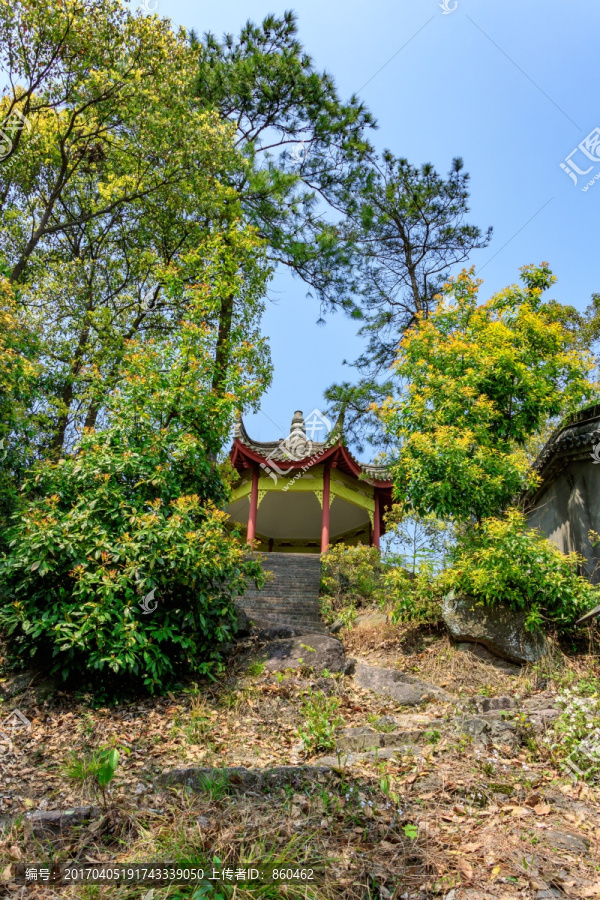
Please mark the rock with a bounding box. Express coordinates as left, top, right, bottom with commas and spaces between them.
24, 806, 102, 841
522, 696, 561, 731
159, 765, 332, 792
312, 677, 336, 696
544, 829, 589, 854
0, 672, 34, 699
317, 746, 421, 767
255, 633, 345, 674
442, 592, 548, 665
0, 671, 55, 702
335, 726, 424, 752
256, 625, 308, 641
354, 662, 452, 705
375, 715, 398, 730
344, 657, 357, 676
475, 696, 517, 713
330, 619, 344, 634
234, 606, 253, 638
455, 714, 518, 750
353, 611, 387, 630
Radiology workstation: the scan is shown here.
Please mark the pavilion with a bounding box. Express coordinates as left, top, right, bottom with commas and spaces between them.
226, 410, 393, 553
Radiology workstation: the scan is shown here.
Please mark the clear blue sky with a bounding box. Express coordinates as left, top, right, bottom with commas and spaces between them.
149, 0, 599, 454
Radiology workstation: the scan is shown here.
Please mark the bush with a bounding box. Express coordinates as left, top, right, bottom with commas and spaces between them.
0, 423, 261, 693
320, 544, 383, 624
385, 565, 442, 626
442, 509, 599, 632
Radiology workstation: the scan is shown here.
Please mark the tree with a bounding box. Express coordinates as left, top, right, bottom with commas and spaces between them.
380, 263, 595, 523
325, 154, 491, 450
194, 12, 375, 312
0, 0, 265, 459
349, 154, 492, 374
0, 235, 270, 691
192, 12, 377, 394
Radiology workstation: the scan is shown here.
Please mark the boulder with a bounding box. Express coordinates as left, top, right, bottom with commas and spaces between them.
256, 633, 345, 674
255, 625, 308, 641
442, 592, 547, 665
354, 662, 452, 705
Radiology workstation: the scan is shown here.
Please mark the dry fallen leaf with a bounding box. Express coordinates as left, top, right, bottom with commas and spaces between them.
458, 858, 473, 880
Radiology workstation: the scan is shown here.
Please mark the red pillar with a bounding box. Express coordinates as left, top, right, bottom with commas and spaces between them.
247, 467, 259, 545
372, 490, 381, 549
321, 465, 331, 553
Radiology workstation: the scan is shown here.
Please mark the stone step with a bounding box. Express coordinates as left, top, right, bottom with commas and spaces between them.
238, 552, 325, 634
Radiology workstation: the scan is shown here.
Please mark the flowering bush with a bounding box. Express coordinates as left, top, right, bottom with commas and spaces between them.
442, 509, 599, 632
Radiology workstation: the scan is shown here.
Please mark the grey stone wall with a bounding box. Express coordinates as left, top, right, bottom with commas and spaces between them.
526, 459, 600, 582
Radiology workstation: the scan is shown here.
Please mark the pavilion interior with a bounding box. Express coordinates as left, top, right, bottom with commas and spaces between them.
226, 491, 371, 553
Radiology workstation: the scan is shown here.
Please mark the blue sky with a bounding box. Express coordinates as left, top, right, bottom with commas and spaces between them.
150, 0, 599, 454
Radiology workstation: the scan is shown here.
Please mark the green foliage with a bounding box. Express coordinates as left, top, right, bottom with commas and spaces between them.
381, 264, 595, 522
384, 564, 442, 626
0, 423, 261, 691
320, 544, 383, 623
442, 509, 600, 631
297, 691, 343, 755
348, 154, 492, 375
65, 745, 120, 804
0, 251, 268, 693
195, 11, 376, 313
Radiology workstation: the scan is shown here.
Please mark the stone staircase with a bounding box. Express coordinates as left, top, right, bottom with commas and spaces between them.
237, 552, 326, 633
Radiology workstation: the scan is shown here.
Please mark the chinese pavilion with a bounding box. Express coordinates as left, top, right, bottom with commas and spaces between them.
227, 410, 393, 553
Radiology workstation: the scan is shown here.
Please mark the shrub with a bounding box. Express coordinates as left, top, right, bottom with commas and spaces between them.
320, 544, 383, 623
0, 423, 262, 693
442, 509, 599, 632
385, 564, 442, 626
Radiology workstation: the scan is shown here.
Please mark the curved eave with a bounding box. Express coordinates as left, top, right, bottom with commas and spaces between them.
230, 438, 393, 489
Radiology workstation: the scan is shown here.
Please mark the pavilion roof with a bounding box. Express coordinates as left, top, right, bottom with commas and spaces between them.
230, 411, 393, 487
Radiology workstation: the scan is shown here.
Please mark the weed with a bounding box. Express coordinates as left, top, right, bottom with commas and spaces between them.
297, 691, 344, 754
246, 660, 265, 678
64, 745, 120, 806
